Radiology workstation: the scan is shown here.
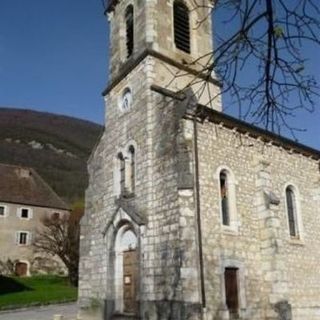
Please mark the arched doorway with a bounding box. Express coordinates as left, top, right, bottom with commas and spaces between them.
114, 225, 139, 314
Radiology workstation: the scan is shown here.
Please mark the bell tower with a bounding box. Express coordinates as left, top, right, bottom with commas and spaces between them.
79, 1, 220, 320
105, 0, 221, 108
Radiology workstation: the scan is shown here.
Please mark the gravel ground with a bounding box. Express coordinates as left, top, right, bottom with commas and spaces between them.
0, 302, 78, 320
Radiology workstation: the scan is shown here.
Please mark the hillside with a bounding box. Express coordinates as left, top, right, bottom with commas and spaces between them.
0, 108, 103, 204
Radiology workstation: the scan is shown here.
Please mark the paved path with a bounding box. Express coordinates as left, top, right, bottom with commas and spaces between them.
0, 303, 78, 320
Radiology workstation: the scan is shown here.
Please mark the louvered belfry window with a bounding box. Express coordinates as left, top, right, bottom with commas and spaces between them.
173, 1, 190, 53
125, 5, 134, 58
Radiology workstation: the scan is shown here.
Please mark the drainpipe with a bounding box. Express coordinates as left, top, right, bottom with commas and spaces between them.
193, 116, 206, 310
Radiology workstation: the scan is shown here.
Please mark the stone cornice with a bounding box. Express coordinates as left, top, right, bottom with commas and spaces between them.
102, 48, 222, 96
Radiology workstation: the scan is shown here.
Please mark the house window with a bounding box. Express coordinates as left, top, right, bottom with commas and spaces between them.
220, 170, 230, 226
128, 145, 135, 193
173, 0, 191, 53
224, 267, 239, 316
0, 205, 6, 217
21, 209, 29, 218
18, 207, 32, 219
125, 5, 134, 58
286, 186, 299, 237
16, 231, 31, 246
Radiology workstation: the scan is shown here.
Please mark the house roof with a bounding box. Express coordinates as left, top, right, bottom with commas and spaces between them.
0, 163, 70, 210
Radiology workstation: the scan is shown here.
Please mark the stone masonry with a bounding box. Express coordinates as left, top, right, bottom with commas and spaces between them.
78, 1, 320, 319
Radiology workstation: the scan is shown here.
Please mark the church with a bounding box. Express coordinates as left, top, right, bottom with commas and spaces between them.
78, 1, 320, 319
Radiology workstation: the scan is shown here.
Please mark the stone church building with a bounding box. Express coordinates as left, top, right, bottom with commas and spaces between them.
78, 1, 320, 319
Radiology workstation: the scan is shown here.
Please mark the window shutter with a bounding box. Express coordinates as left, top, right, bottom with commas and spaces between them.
15, 232, 20, 244
28, 232, 33, 245
29, 209, 33, 219
125, 5, 134, 58
173, 1, 191, 53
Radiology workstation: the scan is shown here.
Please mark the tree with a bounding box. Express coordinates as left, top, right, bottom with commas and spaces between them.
33, 202, 84, 286
100, 0, 318, 137
182, 0, 319, 136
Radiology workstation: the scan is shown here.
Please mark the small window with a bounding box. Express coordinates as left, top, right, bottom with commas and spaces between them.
118, 152, 126, 194
125, 5, 134, 58
173, 0, 191, 53
220, 171, 230, 226
128, 146, 135, 193
0, 205, 6, 217
286, 186, 299, 237
21, 209, 29, 218
18, 207, 32, 219
224, 268, 239, 316
16, 231, 30, 246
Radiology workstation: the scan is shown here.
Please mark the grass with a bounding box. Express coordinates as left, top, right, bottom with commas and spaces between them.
0, 275, 77, 310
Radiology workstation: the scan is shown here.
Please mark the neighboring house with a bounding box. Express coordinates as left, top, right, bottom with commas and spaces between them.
0, 163, 70, 276
78, 1, 320, 320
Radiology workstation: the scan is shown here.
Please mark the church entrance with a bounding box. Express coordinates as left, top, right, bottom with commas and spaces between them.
123, 249, 138, 314
114, 225, 139, 315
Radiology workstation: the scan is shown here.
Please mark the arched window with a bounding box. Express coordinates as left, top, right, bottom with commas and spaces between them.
285, 186, 299, 237
173, 1, 190, 53
125, 5, 134, 58
220, 170, 230, 226
118, 152, 125, 194
128, 146, 135, 193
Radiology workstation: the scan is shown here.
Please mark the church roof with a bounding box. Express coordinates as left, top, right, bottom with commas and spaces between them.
0, 163, 70, 210
151, 84, 320, 161
196, 105, 320, 161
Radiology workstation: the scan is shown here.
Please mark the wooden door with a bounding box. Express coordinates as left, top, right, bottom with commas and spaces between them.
225, 268, 239, 316
123, 249, 138, 314
15, 262, 28, 276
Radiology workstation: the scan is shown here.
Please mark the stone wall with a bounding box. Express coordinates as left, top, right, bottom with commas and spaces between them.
194, 118, 320, 320
79, 55, 205, 319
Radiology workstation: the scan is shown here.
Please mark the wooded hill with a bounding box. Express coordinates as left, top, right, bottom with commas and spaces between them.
0, 108, 103, 204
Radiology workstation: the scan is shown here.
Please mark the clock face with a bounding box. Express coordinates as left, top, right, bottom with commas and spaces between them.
120, 89, 132, 112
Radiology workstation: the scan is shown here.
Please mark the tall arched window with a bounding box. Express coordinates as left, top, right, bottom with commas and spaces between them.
118, 152, 125, 194
128, 146, 135, 193
220, 170, 230, 226
217, 167, 238, 231
173, 1, 191, 53
125, 5, 134, 58
286, 186, 298, 237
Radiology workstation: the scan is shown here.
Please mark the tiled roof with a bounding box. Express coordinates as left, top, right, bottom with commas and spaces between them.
0, 163, 69, 210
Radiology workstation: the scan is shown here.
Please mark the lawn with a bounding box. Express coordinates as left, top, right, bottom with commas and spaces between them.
0, 275, 77, 310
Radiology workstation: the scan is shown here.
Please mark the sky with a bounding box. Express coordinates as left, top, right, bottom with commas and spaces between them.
0, 0, 319, 149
